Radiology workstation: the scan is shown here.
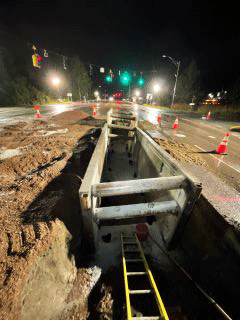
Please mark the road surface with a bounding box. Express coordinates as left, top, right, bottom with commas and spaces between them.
1, 101, 240, 196
0, 103, 84, 127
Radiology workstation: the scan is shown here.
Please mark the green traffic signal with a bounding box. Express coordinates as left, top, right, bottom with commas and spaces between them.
106, 74, 112, 83
120, 71, 131, 86
138, 77, 144, 86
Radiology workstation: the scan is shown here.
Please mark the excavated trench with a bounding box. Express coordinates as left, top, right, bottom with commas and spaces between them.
20, 125, 240, 320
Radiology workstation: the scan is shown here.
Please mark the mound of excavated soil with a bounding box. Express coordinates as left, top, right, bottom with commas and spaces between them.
154, 138, 208, 167
0, 108, 93, 320
139, 119, 208, 167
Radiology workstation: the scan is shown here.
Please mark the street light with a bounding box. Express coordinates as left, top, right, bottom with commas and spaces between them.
153, 84, 160, 93
153, 84, 161, 105
52, 77, 61, 99
162, 55, 180, 108
94, 90, 100, 101
52, 77, 60, 86
135, 90, 140, 97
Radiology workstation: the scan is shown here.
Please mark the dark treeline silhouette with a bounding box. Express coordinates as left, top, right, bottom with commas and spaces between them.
0, 32, 92, 107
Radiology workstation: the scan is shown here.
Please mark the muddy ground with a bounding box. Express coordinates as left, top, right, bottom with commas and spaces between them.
0, 108, 219, 320
0, 109, 96, 319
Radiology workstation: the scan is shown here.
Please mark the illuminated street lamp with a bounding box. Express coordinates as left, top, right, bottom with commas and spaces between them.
52, 77, 61, 99
153, 84, 160, 105
135, 90, 140, 96
52, 77, 60, 86
94, 90, 100, 101
153, 84, 160, 93
162, 55, 180, 108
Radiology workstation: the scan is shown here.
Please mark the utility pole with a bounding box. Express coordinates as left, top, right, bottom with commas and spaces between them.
78, 78, 81, 101
172, 60, 180, 108
162, 55, 180, 108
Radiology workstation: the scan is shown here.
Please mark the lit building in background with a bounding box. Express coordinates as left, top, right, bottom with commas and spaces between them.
202, 91, 227, 105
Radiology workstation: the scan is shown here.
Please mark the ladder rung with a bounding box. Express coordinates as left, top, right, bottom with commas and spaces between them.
124, 249, 140, 252
126, 271, 146, 276
129, 289, 152, 294
132, 317, 162, 320
125, 259, 142, 262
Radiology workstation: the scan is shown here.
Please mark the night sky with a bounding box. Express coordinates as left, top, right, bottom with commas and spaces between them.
1, 0, 240, 91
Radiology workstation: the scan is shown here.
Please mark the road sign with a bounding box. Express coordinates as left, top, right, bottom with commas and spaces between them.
67, 93, 72, 97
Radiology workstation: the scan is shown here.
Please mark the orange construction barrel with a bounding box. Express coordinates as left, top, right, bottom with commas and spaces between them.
136, 223, 148, 242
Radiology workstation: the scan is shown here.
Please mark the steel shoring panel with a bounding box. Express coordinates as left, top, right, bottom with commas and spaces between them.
111, 114, 136, 120
93, 200, 178, 223
92, 175, 186, 198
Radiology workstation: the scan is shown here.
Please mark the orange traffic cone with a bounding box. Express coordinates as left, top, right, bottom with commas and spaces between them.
35, 109, 43, 118
172, 117, 179, 129
216, 133, 230, 154
34, 104, 41, 111
92, 106, 96, 117
157, 114, 162, 125
206, 111, 211, 120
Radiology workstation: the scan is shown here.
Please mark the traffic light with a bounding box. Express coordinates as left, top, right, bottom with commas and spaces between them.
120, 71, 131, 86
138, 77, 144, 87
32, 53, 41, 68
105, 74, 113, 83
44, 49, 48, 58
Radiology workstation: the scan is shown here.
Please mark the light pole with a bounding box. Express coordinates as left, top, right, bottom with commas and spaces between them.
52, 77, 61, 99
153, 83, 160, 105
78, 78, 81, 101
162, 55, 180, 108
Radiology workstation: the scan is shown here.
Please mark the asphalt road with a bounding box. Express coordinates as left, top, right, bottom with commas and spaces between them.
0, 103, 84, 127
135, 104, 240, 192
1, 101, 240, 195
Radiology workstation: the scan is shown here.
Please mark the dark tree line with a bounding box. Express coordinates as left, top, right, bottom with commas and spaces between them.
0, 32, 92, 107
176, 59, 202, 103
1, 30, 240, 107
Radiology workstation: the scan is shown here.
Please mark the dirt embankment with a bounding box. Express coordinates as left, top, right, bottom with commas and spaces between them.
0, 109, 96, 320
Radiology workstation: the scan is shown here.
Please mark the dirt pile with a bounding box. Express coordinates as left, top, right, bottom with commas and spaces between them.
0, 109, 93, 320
155, 138, 208, 167
139, 120, 208, 167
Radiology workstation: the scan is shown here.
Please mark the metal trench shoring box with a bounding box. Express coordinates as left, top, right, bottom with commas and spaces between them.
79, 112, 201, 252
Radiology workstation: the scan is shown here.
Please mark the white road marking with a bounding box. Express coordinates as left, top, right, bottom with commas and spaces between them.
232, 133, 240, 139
208, 135, 216, 139
194, 144, 240, 174
217, 155, 224, 168
174, 133, 186, 138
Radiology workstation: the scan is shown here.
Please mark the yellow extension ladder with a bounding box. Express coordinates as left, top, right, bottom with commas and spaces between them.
121, 234, 169, 320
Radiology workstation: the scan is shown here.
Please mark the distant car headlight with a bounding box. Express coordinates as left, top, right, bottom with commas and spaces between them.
109, 97, 114, 101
